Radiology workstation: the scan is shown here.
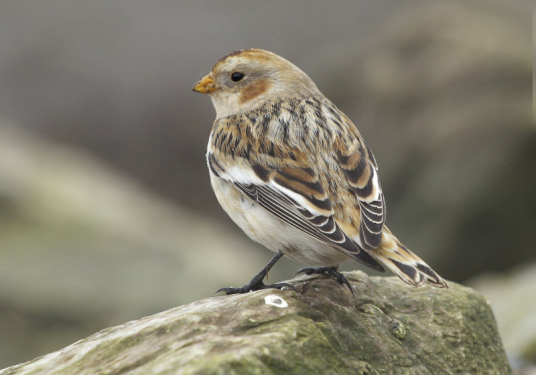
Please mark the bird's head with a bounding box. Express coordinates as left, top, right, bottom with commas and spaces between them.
192, 49, 319, 118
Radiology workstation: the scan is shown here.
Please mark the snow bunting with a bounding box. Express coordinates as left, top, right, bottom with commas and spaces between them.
193, 49, 448, 294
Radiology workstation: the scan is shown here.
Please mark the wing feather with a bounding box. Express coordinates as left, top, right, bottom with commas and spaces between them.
338, 142, 386, 250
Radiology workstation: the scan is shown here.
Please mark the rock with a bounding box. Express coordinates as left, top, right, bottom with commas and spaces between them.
469, 263, 536, 374
0, 272, 512, 375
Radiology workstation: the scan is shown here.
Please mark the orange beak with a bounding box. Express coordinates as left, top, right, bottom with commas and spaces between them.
192, 74, 217, 94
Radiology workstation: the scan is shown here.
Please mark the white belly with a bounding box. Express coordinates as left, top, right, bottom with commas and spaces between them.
210, 174, 350, 266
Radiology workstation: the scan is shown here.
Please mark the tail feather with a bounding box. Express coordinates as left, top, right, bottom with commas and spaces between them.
368, 229, 449, 288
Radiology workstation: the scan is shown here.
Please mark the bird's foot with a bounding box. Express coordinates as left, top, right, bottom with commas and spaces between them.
215, 251, 296, 295
216, 279, 295, 295
296, 266, 354, 294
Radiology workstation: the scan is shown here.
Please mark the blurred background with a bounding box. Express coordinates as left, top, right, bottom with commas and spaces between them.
0, 0, 533, 372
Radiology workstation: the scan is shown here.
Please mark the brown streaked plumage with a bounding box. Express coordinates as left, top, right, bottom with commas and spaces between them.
193, 49, 448, 294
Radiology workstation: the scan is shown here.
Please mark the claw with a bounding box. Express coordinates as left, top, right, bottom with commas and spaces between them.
215, 252, 293, 295
295, 266, 354, 295
296, 267, 315, 276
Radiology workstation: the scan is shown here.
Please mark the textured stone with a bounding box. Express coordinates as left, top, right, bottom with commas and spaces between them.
0, 272, 512, 375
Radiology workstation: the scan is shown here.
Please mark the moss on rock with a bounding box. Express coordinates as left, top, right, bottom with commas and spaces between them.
0, 271, 511, 374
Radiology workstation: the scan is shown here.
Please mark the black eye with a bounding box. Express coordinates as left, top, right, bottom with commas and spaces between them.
230, 72, 245, 82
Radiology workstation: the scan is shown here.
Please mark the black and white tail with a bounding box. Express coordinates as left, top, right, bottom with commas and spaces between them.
368, 227, 449, 288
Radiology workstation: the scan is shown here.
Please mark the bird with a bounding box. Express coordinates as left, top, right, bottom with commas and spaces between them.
192, 48, 448, 294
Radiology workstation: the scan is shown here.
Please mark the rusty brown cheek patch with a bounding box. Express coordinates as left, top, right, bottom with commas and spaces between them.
239, 79, 270, 103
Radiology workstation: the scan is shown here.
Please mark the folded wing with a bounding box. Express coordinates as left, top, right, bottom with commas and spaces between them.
337, 140, 386, 250
207, 152, 384, 271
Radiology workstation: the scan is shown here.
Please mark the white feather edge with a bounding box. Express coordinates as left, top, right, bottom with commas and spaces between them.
359, 167, 382, 203
222, 165, 333, 218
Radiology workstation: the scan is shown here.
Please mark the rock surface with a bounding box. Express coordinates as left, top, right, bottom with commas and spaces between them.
470, 263, 536, 374
0, 272, 512, 375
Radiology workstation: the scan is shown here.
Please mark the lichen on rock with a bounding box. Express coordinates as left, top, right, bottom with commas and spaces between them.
0, 271, 512, 375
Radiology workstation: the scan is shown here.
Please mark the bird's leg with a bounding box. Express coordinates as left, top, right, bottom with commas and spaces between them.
296, 265, 354, 294
216, 251, 295, 295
